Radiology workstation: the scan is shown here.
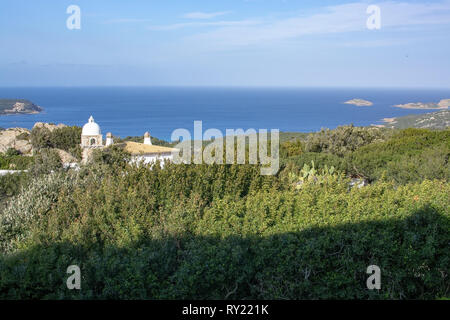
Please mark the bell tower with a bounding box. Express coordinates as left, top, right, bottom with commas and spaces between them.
81, 116, 103, 148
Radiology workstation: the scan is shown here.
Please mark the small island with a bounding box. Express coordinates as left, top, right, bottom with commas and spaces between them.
344, 99, 373, 107
0, 99, 43, 115
393, 99, 450, 110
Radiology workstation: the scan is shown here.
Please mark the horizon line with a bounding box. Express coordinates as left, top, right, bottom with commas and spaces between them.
1, 85, 450, 90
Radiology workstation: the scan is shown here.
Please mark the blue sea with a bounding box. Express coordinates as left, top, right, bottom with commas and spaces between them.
0, 87, 448, 140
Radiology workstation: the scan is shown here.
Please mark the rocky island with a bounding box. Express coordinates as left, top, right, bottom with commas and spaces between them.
0, 99, 43, 115
393, 99, 450, 110
344, 99, 373, 107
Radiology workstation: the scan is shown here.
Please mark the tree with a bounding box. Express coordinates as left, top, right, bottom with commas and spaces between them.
30, 148, 62, 176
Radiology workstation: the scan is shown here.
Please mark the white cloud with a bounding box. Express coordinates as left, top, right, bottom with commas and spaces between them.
181, 1, 450, 47
182, 11, 231, 19
148, 20, 261, 31
104, 18, 152, 24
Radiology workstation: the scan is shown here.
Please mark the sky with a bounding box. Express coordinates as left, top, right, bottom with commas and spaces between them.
0, 0, 450, 88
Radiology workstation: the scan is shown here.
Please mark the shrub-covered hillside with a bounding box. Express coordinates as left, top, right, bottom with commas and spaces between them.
0, 127, 448, 299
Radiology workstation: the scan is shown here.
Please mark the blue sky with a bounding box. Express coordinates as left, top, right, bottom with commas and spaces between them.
1, 0, 449, 87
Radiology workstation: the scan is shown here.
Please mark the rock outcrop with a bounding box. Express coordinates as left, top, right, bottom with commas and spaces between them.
33, 122, 67, 132
0, 128, 32, 155
344, 99, 373, 107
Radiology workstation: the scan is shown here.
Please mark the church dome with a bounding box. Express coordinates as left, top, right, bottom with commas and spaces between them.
82, 116, 101, 136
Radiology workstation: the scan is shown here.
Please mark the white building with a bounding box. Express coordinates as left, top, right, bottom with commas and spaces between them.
81, 116, 176, 166
121, 141, 175, 167
81, 116, 103, 148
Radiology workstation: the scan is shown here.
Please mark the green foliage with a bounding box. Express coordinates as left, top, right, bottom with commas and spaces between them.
30, 126, 82, 159
382, 110, 450, 130
305, 125, 392, 156
30, 148, 62, 176
282, 152, 347, 173
5, 148, 21, 157
286, 160, 340, 189
347, 128, 450, 183
91, 145, 131, 168
280, 139, 303, 158
0, 172, 30, 205
0, 153, 34, 170
0, 159, 448, 299
0, 126, 448, 300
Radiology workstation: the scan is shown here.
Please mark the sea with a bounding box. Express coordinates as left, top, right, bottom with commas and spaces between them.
0, 87, 448, 141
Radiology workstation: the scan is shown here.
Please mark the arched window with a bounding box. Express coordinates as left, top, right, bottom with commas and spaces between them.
90, 138, 96, 146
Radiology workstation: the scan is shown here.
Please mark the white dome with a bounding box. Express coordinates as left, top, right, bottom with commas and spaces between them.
82, 116, 101, 136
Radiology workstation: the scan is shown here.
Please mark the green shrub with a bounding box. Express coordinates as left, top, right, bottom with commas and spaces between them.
0, 161, 448, 299
1, 127, 448, 300
280, 139, 303, 158
30, 126, 82, 159
5, 148, 21, 157
0, 172, 30, 204
304, 125, 392, 156
347, 128, 450, 183
30, 148, 62, 176
282, 152, 347, 172
92, 145, 131, 168
0, 153, 34, 170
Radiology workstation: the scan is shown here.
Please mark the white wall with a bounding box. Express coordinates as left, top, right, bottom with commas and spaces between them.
130, 153, 173, 168
0, 170, 28, 176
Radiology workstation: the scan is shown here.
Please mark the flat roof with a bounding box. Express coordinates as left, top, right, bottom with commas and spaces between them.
118, 141, 177, 155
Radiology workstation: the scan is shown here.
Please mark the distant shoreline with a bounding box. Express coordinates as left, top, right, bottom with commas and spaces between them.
393, 99, 449, 110
0, 99, 43, 116
375, 110, 449, 129
1, 87, 449, 138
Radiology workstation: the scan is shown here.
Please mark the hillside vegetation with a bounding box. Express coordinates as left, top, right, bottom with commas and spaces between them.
0, 126, 448, 299
381, 110, 450, 130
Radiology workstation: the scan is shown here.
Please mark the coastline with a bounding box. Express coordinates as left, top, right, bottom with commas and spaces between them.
0, 110, 42, 116
0, 99, 43, 116
393, 99, 450, 110
1, 87, 449, 138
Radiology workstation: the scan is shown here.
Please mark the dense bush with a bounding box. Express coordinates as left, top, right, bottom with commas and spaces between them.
30, 126, 82, 159
30, 148, 62, 176
0, 127, 448, 300
281, 152, 347, 173
0, 159, 448, 299
280, 139, 303, 158
0, 172, 30, 205
0, 152, 34, 170
304, 125, 392, 156
347, 128, 450, 183
92, 145, 131, 168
